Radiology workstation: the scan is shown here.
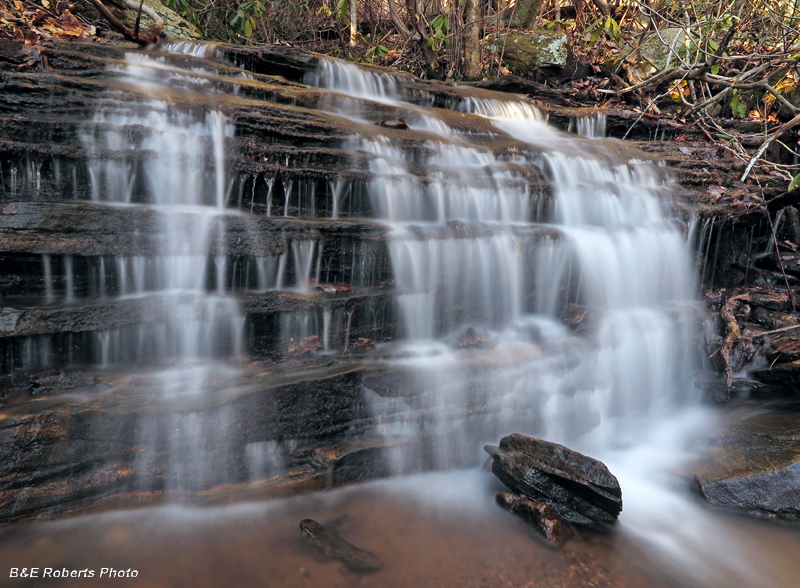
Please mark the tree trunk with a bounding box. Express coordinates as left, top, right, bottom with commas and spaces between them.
387, 0, 439, 69
349, 0, 357, 48
511, 0, 546, 29
463, 0, 482, 80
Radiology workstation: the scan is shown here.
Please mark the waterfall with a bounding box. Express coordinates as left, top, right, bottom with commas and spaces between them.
80, 53, 242, 367
5, 44, 800, 588
310, 60, 699, 463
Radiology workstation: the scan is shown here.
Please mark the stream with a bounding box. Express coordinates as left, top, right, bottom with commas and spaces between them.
0, 40, 799, 587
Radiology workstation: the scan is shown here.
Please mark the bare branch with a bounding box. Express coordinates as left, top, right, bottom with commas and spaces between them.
741, 113, 800, 182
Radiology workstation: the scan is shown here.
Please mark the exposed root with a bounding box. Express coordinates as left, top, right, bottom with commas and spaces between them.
720, 292, 745, 389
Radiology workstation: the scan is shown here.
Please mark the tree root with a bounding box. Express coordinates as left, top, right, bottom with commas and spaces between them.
720, 292, 746, 389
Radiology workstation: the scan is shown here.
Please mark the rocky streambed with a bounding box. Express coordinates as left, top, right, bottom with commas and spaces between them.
0, 34, 799, 558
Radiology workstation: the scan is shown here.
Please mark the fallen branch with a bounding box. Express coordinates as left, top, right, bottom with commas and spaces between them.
119, 0, 163, 33
83, 0, 157, 44
741, 113, 800, 182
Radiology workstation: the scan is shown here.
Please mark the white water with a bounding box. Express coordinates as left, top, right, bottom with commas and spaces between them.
77, 52, 248, 491
81, 53, 243, 368
306, 58, 742, 583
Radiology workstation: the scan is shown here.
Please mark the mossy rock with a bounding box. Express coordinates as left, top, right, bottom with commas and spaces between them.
109, 0, 202, 41
637, 28, 687, 76
483, 30, 571, 79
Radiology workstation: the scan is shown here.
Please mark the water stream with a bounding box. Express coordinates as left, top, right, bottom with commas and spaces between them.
2, 46, 798, 587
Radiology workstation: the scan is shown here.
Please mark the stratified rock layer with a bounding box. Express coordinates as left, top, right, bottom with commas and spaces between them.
486, 434, 622, 527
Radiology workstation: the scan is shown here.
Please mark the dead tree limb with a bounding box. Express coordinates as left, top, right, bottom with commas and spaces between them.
386, 0, 438, 69
84, 0, 156, 44
741, 113, 800, 182
119, 0, 163, 33
133, 0, 144, 39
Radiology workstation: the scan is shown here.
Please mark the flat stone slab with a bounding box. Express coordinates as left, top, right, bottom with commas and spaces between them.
689, 400, 800, 519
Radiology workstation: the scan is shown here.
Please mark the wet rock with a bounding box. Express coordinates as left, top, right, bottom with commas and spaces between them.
485, 434, 622, 527
375, 119, 408, 130
561, 305, 591, 333
445, 326, 495, 349
752, 359, 800, 386
695, 374, 788, 404
689, 401, 800, 519
347, 337, 375, 351
299, 519, 382, 572
288, 335, 322, 357
765, 324, 800, 363
496, 491, 574, 547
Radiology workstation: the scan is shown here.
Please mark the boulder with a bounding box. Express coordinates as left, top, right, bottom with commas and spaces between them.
638, 29, 688, 77
482, 31, 571, 79
110, 0, 202, 40
689, 401, 800, 519
485, 434, 622, 526
496, 491, 574, 546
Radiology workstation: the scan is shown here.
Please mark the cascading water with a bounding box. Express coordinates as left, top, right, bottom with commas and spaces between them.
79, 51, 247, 490
5, 44, 800, 588
310, 60, 699, 462
81, 54, 243, 366
300, 60, 768, 587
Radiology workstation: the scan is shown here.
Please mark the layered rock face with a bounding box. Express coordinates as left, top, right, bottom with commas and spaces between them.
0, 39, 706, 525
487, 434, 621, 544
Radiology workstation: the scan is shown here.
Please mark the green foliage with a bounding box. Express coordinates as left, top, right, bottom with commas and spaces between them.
604, 17, 620, 43
335, 0, 349, 20
730, 89, 747, 118
585, 17, 619, 45
586, 17, 603, 44
427, 14, 449, 49
161, 0, 200, 29
789, 173, 800, 193
362, 42, 389, 63
230, 1, 269, 40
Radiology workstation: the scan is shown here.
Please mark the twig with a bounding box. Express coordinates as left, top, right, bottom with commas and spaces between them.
741, 113, 800, 182
133, 0, 144, 40
84, 0, 156, 44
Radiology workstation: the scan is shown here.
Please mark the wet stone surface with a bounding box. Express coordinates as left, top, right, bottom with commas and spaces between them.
689, 399, 800, 519
486, 434, 622, 532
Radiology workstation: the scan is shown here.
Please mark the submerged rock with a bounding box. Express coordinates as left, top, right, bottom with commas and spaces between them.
486, 434, 622, 527
496, 491, 574, 546
299, 519, 383, 572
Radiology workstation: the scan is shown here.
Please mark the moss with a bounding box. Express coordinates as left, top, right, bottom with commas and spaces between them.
482, 30, 570, 79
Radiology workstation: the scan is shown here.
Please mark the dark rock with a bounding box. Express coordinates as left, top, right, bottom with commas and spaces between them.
695, 374, 788, 404
375, 119, 408, 130
752, 359, 800, 385
299, 518, 382, 572
496, 491, 574, 546
445, 326, 495, 350
485, 434, 622, 526
561, 305, 591, 333
689, 401, 800, 519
